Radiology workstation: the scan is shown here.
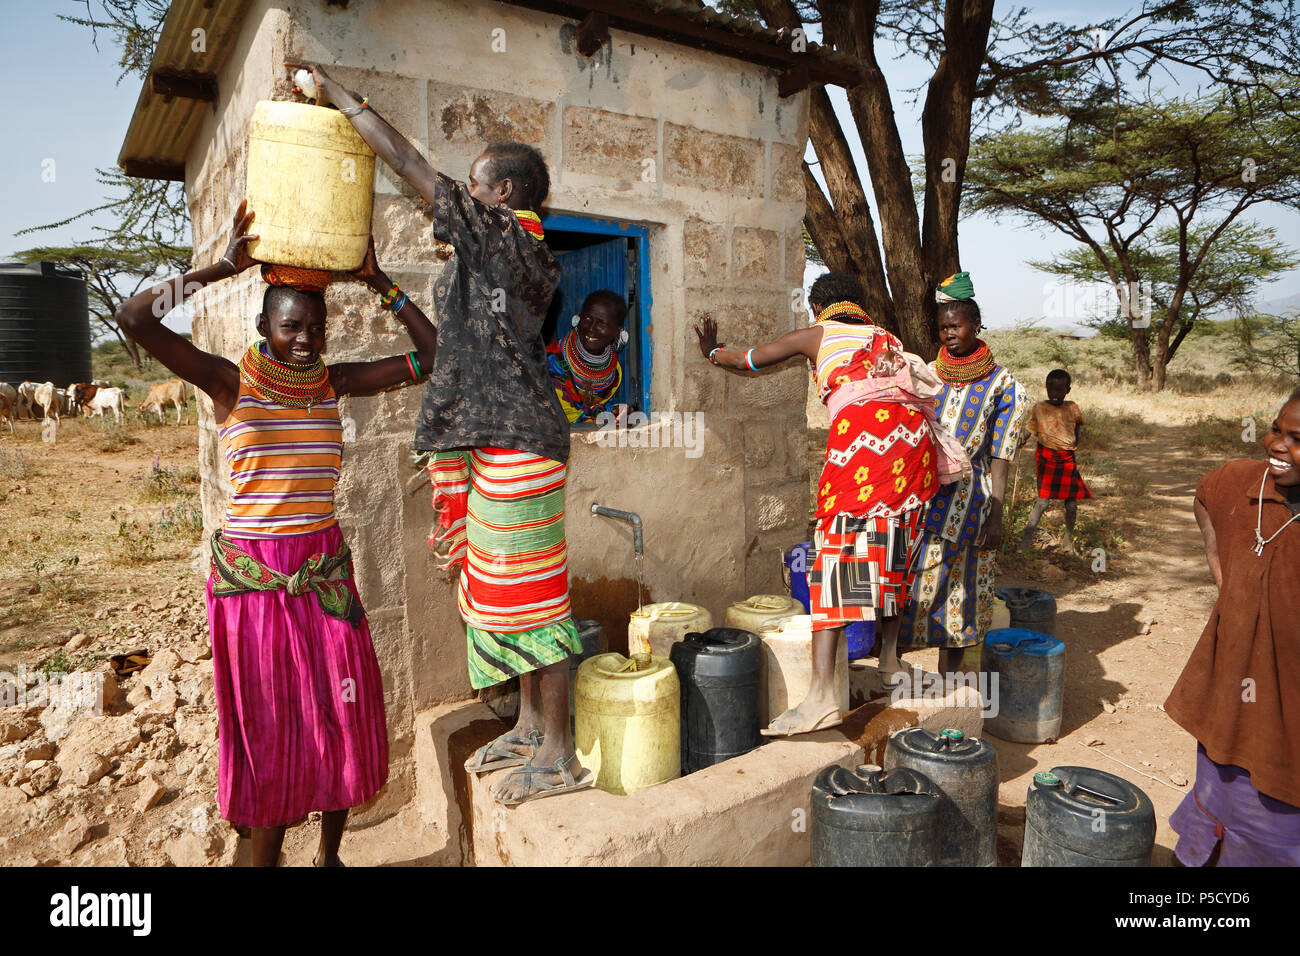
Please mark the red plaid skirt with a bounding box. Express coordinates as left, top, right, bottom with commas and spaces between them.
807, 509, 924, 627
1036, 447, 1093, 500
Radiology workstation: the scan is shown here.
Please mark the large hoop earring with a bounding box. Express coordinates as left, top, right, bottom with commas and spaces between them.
571, 314, 581, 329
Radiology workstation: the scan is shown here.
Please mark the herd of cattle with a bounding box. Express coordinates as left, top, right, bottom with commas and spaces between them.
0, 379, 189, 433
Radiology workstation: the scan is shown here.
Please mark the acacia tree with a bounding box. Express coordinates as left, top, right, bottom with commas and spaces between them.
1234, 312, 1300, 378
966, 93, 1300, 388
1033, 222, 1298, 361
721, 0, 1300, 358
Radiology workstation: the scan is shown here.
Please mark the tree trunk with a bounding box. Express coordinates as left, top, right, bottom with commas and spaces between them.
825, 1, 934, 357
919, 0, 996, 334
1130, 326, 1153, 389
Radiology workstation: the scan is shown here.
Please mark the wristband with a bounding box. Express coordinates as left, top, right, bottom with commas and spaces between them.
406, 350, 422, 380
389, 292, 408, 313
379, 281, 400, 308
745, 349, 758, 371
340, 96, 369, 116
708, 347, 723, 366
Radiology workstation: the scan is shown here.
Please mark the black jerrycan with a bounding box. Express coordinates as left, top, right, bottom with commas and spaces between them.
811, 764, 942, 867
670, 627, 762, 773
885, 727, 999, 866
1022, 767, 1156, 866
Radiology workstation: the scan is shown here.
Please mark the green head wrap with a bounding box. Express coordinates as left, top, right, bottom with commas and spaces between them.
935, 271, 975, 302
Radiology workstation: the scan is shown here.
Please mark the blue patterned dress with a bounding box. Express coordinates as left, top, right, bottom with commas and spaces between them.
900, 364, 1026, 649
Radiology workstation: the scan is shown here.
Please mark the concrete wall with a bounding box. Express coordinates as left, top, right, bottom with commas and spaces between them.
182, 0, 811, 826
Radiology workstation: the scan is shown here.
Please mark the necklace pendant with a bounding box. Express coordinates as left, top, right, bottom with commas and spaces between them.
1253, 532, 1266, 556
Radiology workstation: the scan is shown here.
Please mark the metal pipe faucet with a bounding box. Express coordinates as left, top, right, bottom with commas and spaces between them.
590, 503, 644, 557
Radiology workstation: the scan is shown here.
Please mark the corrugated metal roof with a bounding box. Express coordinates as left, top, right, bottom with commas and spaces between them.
117, 0, 254, 179
119, 0, 851, 180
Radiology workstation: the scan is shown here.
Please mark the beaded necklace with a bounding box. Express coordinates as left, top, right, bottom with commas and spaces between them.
562, 329, 617, 394
935, 340, 996, 386
815, 301, 872, 324
239, 340, 331, 410
515, 210, 544, 240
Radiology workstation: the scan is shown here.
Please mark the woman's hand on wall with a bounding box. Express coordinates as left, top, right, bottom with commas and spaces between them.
694, 314, 721, 359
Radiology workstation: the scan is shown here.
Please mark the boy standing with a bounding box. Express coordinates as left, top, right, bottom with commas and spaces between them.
1020, 368, 1092, 553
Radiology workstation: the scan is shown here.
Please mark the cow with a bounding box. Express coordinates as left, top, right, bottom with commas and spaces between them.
16, 381, 40, 420
0, 388, 13, 435
33, 382, 59, 422
137, 379, 188, 425
87, 387, 126, 425
68, 383, 99, 416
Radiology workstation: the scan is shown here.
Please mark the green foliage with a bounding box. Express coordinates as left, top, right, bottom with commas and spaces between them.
1231, 311, 1300, 378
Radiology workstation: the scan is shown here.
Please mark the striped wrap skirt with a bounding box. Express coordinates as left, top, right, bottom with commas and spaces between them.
427, 448, 581, 689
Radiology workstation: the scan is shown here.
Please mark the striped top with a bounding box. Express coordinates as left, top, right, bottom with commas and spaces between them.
814, 319, 901, 402
219, 378, 343, 538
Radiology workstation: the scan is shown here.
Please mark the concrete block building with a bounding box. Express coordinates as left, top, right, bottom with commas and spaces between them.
118, 0, 856, 855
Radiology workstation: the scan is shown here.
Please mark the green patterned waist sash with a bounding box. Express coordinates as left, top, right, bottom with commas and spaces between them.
209, 529, 364, 626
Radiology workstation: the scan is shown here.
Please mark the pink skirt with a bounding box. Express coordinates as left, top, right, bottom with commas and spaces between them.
206, 524, 388, 828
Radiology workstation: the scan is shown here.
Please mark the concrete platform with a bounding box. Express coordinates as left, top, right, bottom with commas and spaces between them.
470, 731, 862, 866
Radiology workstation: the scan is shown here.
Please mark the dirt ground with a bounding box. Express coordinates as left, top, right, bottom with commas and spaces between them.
0, 359, 1270, 864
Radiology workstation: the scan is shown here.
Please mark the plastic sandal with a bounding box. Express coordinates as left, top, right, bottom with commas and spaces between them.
494, 752, 594, 806
759, 706, 843, 738
464, 729, 543, 774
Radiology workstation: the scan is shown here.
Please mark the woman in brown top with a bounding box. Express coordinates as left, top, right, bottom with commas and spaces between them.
1164, 389, 1300, 865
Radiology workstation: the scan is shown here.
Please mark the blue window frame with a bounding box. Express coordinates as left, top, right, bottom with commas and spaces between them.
542, 213, 654, 414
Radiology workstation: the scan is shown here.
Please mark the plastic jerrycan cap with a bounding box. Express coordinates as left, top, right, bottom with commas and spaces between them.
939, 729, 964, 748
1034, 771, 1062, 788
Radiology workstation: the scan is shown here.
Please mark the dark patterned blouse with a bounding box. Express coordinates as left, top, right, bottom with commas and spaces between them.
414, 173, 569, 463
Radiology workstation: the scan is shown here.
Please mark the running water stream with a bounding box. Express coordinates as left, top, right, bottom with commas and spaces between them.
634, 553, 646, 613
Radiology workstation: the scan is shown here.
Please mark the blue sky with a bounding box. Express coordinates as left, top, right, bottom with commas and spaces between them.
1, 1, 1297, 333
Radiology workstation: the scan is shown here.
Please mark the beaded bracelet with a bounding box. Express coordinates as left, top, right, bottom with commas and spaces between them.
379, 281, 400, 309
708, 346, 723, 366
745, 349, 759, 371
389, 292, 408, 314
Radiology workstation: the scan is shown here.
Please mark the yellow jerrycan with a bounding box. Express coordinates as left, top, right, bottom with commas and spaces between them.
725, 594, 802, 633
574, 652, 680, 795
245, 101, 375, 271
627, 602, 712, 660
757, 614, 848, 725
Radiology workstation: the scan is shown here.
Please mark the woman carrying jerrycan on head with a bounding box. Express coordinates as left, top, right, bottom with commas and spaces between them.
287, 60, 595, 806
115, 201, 437, 866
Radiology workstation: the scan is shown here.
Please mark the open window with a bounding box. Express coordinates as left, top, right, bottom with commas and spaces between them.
543, 214, 653, 424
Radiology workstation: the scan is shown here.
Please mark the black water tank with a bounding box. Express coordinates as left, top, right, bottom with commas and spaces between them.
811, 764, 942, 867
1022, 767, 1155, 866
885, 727, 999, 866
0, 261, 91, 386
671, 627, 762, 772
